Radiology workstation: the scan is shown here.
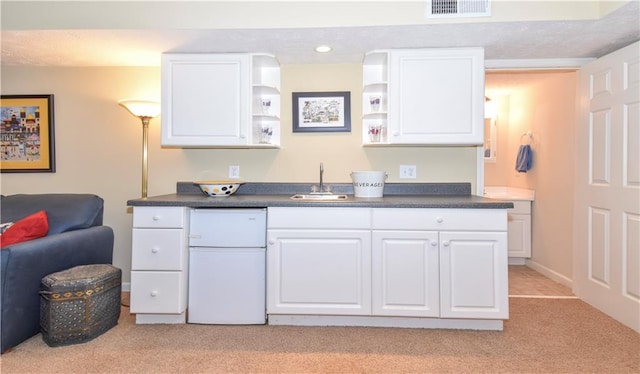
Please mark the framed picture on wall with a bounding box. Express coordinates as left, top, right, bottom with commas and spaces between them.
0, 94, 56, 173
292, 91, 351, 133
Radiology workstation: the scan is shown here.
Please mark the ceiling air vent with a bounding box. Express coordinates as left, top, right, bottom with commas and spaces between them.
426, 0, 491, 18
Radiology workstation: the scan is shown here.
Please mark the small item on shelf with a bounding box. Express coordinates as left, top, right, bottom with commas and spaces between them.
369, 124, 382, 143
369, 95, 381, 112
260, 125, 273, 144
260, 98, 271, 114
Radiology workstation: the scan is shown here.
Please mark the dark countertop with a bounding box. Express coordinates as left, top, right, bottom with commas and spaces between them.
127, 182, 514, 209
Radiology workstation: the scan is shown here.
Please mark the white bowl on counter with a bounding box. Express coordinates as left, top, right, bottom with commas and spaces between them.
195, 181, 244, 197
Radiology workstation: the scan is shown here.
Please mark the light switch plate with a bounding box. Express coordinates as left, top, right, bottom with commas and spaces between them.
400, 165, 417, 179
228, 165, 240, 179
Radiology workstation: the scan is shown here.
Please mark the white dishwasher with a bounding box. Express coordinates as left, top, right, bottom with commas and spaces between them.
188, 208, 266, 324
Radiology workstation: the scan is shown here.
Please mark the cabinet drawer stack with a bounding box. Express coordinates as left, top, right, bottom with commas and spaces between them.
131, 207, 189, 323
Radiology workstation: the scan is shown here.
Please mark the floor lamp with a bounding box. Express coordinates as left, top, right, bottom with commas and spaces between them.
118, 99, 161, 198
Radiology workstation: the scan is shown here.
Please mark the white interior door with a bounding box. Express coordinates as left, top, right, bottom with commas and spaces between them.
574, 41, 640, 332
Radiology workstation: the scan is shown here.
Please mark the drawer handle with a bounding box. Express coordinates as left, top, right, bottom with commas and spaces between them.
152, 215, 161, 221
151, 247, 160, 254
442, 240, 450, 247
436, 217, 444, 223
150, 291, 158, 297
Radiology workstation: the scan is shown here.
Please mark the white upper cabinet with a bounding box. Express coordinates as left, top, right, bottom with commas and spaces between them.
363, 47, 485, 146
250, 54, 281, 147
362, 51, 390, 144
161, 53, 280, 148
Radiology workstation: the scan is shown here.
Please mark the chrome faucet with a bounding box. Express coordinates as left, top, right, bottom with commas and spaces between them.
319, 162, 324, 193
311, 162, 331, 194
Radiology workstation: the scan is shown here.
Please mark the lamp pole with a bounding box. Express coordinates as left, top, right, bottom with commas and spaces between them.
118, 99, 161, 199
140, 116, 152, 198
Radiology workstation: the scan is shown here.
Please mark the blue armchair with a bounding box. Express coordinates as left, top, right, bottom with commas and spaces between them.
0, 194, 114, 353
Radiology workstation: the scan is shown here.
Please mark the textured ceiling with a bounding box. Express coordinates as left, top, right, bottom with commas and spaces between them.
1, 1, 638, 67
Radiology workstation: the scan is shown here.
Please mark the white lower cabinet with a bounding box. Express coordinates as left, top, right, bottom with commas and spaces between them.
267, 207, 509, 328
267, 208, 372, 315
439, 231, 508, 319
507, 201, 532, 259
130, 207, 189, 324
371, 229, 508, 320
371, 230, 440, 317
267, 229, 371, 315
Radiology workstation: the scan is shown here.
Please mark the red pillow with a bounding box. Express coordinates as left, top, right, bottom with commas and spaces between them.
1, 210, 49, 248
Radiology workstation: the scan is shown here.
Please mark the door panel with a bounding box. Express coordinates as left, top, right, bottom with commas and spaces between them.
575, 41, 640, 332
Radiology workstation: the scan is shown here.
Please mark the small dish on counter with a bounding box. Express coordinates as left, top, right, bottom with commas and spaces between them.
195, 181, 244, 197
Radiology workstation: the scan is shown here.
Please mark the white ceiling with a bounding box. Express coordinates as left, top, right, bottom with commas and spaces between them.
1, 1, 638, 67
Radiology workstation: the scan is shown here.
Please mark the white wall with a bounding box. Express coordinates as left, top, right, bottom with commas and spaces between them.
3, 1, 617, 31
485, 71, 577, 281
1, 64, 478, 283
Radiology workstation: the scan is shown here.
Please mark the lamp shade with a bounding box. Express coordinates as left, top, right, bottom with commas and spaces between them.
118, 99, 161, 118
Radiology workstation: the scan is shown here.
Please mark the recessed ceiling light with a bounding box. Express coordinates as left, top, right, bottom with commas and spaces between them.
315, 45, 332, 53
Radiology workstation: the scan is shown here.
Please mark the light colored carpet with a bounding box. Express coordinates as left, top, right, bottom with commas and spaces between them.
1, 298, 638, 373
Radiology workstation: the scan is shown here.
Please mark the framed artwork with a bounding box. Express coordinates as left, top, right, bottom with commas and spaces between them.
0, 95, 55, 173
292, 91, 351, 133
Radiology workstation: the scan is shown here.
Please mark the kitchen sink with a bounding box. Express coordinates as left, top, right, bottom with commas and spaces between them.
290, 194, 348, 201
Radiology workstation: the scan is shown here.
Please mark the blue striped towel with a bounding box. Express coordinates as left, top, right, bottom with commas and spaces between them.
515, 144, 533, 173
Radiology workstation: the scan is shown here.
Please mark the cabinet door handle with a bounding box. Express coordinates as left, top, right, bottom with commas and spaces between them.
442, 240, 450, 247
268, 239, 276, 245
151, 247, 160, 253
430, 241, 438, 247
150, 291, 158, 297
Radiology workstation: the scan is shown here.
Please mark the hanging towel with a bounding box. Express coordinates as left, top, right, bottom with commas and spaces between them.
515, 144, 533, 173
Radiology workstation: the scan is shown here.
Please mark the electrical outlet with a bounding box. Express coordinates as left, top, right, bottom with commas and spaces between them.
228, 165, 240, 179
400, 165, 417, 179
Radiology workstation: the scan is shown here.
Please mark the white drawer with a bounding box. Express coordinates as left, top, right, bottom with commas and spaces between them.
509, 201, 531, 215
268, 207, 371, 229
133, 207, 187, 228
132, 229, 186, 271
130, 271, 186, 314
372, 208, 507, 231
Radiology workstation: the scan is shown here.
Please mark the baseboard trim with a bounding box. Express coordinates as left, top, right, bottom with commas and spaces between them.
525, 259, 573, 289
136, 313, 186, 324
509, 295, 578, 299
268, 315, 504, 331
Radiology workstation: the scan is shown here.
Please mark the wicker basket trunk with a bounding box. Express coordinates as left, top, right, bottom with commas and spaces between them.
40, 264, 121, 347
